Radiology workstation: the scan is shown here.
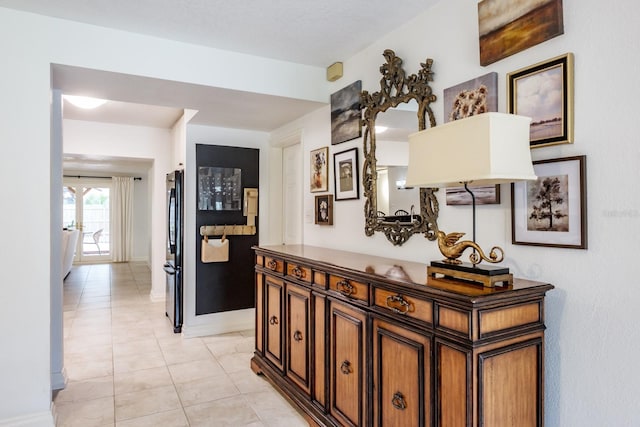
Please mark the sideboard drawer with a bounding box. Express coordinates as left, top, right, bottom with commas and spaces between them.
373, 288, 433, 325
286, 263, 312, 283
264, 256, 284, 274
329, 275, 369, 304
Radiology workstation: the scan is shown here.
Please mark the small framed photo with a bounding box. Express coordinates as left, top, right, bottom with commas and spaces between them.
314, 194, 334, 225
333, 148, 359, 201
310, 147, 329, 193
511, 155, 587, 249
507, 53, 574, 148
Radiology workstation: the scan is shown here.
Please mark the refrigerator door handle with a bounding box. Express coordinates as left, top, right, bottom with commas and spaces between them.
163, 263, 176, 275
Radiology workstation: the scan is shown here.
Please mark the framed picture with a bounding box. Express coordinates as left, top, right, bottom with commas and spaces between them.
333, 148, 359, 201
310, 147, 329, 193
478, 0, 564, 66
198, 166, 242, 211
443, 72, 498, 122
314, 194, 334, 225
443, 72, 500, 204
446, 184, 500, 206
511, 155, 586, 249
507, 53, 574, 148
331, 80, 362, 145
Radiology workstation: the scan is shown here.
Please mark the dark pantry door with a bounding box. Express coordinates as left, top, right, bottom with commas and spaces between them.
195, 144, 259, 315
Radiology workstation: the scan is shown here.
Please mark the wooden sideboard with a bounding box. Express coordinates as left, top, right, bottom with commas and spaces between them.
251, 245, 553, 427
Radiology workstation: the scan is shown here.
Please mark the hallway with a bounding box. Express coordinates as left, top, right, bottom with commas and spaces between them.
55, 262, 306, 426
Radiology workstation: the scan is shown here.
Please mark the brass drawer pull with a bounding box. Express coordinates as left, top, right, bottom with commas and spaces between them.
386, 294, 411, 315
392, 392, 407, 410
267, 260, 278, 271
337, 280, 355, 296
269, 316, 279, 325
293, 330, 303, 342
292, 266, 304, 279
340, 360, 352, 375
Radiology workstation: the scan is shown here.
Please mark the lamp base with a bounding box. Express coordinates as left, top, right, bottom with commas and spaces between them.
428, 261, 512, 288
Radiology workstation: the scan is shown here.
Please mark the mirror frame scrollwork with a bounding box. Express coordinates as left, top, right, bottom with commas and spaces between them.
361, 49, 440, 246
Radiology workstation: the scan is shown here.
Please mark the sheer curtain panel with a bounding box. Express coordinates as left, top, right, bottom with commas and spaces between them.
111, 176, 134, 262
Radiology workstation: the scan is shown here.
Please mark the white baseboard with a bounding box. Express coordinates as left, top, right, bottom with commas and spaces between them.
182, 308, 255, 338
0, 407, 55, 427
130, 256, 148, 263
51, 367, 68, 391
149, 289, 165, 302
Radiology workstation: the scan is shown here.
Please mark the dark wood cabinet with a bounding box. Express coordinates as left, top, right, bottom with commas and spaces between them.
372, 317, 431, 427
251, 245, 553, 427
329, 299, 367, 427
286, 281, 311, 395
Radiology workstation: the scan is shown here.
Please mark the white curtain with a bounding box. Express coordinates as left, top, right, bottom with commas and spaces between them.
111, 176, 134, 262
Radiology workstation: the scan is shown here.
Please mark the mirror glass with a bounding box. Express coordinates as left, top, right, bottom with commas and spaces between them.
361, 50, 440, 246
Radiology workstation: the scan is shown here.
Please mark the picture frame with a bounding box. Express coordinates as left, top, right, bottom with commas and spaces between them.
443, 72, 500, 205
446, 184, 500, 206
511, 155, 586, 249
333, 148, 359, 201
478, 0, 564, 66
314, 194, 334, 225
331, 80, 362, 145
443, 72, 498, 122
310, 147, 329, 193
507, 53, 574, 148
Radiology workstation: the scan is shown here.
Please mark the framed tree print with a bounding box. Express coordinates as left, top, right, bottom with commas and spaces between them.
511, 155, 587, 248
310, 147, 328, 193
333, 148, 359, 201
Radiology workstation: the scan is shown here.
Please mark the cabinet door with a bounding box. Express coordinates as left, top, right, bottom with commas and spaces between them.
329, 299, 367, 427
372, 317, 432, 427
255, 273, 264, 354
286, 281, 311, 394
265, 276, 284, 371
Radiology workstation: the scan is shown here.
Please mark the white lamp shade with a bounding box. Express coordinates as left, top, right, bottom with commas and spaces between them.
405, 112, 537, 187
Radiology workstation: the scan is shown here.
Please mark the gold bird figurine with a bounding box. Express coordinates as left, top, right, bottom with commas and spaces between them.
436, 230, 504, 265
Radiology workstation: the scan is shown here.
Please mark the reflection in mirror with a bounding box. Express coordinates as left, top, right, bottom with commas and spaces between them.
376, 166, 420, 222
361, 49, 439, 246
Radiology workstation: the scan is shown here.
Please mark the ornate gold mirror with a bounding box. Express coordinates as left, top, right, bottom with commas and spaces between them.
361, 49, 439, 246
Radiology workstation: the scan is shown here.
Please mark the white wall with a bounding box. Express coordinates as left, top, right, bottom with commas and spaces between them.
0, 7, 326, 423
294, 0, 640, 425
64, 119, 170, 299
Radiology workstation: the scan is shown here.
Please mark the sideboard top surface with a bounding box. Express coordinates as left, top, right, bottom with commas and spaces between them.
254, 244, 553, 302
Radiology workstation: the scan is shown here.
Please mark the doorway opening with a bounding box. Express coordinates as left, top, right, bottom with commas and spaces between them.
63, 182, 111, 262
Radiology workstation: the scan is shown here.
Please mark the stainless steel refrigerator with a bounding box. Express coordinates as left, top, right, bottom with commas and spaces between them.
164, 170, 183, 333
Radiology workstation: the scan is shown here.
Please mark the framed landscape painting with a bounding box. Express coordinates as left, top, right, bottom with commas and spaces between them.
331, 80, 362, 145
508, 53, 574, 148
511, 155, 586, 248
478, 0, 564, 66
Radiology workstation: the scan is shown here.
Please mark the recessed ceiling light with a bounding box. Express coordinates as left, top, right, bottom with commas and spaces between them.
63, 95, 108, 109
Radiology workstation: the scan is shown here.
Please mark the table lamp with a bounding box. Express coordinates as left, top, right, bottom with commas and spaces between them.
405, 112, 536, 287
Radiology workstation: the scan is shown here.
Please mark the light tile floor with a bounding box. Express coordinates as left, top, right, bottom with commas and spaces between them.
55, 262, 308, 427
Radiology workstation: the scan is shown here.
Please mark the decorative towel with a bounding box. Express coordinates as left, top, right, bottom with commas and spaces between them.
201, 235, 229, 263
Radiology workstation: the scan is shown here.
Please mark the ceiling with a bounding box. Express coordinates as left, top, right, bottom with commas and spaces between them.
0, 0, 441, 67
1, 0, 443, 172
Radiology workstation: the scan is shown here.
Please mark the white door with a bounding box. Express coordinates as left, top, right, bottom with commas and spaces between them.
283, 144, 302, 244
63, 181, 112, 262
